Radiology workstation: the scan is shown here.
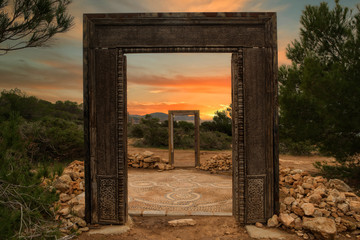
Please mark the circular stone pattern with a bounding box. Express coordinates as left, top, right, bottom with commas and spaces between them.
129, 181, 156, 188
168, 181, 199, 189
166, 191, 201, 202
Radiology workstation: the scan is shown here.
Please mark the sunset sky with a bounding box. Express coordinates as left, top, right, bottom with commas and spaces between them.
0, 0, 358, 120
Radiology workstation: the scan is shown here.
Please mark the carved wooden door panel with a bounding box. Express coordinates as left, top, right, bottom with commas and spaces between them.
87, 48, 127, 224
232, 48, 276, 224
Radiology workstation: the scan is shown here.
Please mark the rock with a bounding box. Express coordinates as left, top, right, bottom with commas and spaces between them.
328, 179, 352, 192
327, 189, 346, 203
284, 197, 296, 205
313, 209, 323, 217
340, 218, 357, 231
255, 222, 263, 228
294, 218, 302, 230
309, 193, 322, 205
267, 215, 279, 227
68, 192, 85, 206
292, 173, 302, 181
337, 203, 349, 213
279, 213, 294, 227
59, 207, 70, 216
302, 217, 336, 240
79, 227, 89, 232
72, 204, 85, 218
280, 203, 287, 212
60, 193, 72, 202
54, 180, 69, 192
161, 158, 169, 164
301, 203, 315, 216
143, 151, 154, 158
69, 171, 80, 181
59, 174, 73, 184
349, 201, 360, 214
158, 163, 165, 170
72, 217, 87, 227
292, 206, 305, 216
144, 157, 155, 163
302, 183, 313, 189
168, 219, 196, 226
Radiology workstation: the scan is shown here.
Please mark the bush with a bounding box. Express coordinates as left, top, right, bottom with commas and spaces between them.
279, 139, 316, 156
0, 113, 60, 239
200, 131, 232, 150
20, 117, 84, 162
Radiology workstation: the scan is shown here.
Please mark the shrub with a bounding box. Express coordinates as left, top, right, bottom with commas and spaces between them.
200, 131, 232, 150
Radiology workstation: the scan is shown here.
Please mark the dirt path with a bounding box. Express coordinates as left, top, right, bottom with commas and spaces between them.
78, 216, 302, 240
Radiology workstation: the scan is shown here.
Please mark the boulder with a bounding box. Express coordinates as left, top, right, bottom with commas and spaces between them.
279, 213, 294, 227
302, 217, 336, 240
349, 200, 360, 214
54, 179, 69, 192
337, 203, 349, 213
284, 196, 296, 206
168, 219, 196, 227
59, 174, 73, 185
301, 203, 315, 216
328, 179, 352, 192
291, 206, 305, 217
309, 193, 322, 205
72, 204, 85, 218
143, 151, 154, 158
60, 193, 72, 202
267, 214, 279, 227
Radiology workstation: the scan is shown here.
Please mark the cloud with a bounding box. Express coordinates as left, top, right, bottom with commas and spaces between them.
128, 101, 220, 120
129, 74, 231, 94
140, 0, 250, 12
0, 57, 82, 102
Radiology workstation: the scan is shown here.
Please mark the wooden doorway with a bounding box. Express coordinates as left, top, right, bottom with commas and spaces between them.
83, 12, 279, 225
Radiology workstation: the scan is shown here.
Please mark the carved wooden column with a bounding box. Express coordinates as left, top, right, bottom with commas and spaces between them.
86, 48, 127, 224
231, 50, 246, 224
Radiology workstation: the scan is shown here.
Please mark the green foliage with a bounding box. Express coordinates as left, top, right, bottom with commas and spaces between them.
0, 0, 74, 54
0, 89, 83, 123
279, 1, 360, 161
314, 161, 360, 187
200, 131, 232, 150
130, 114, 232, 150
201, 110, 232, 136
0, 113, 60, 239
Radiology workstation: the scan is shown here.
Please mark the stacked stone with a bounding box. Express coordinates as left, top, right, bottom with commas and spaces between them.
197, 153, 231, 173
128, 151, 173, 171
51, 160, 88, 235
267, 168, 360, 239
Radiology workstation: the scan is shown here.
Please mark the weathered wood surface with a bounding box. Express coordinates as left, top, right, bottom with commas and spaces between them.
168, 110, 200, 166
84, 12, 276, 49
84, 12, 278, 226
243, 48, 275, 223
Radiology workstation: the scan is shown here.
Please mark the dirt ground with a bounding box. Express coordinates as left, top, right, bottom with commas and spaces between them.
77, 144, 337, 240
78, 216, 304, 240
128, 144, 334, 173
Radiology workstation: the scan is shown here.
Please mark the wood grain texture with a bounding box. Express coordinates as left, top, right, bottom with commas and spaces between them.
83, 12, 278, 225
168, 110, 200, 166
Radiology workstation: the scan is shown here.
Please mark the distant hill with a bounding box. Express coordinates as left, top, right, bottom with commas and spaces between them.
129, 112, 196, 122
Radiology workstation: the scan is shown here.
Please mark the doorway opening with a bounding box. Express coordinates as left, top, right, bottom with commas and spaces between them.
126, 53, 233, 217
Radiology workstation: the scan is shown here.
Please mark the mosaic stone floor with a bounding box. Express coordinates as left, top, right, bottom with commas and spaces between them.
128, 169, 232, 215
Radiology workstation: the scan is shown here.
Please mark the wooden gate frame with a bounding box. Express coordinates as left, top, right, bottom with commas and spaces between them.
168, 110, 200, 167
83, 12, 279, 225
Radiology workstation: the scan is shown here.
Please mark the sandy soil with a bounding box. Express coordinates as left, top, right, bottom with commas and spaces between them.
78, 216, 303, 240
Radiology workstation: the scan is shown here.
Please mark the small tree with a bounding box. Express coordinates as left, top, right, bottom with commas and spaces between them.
279, 1, 360, 163
0, 0, 73, 55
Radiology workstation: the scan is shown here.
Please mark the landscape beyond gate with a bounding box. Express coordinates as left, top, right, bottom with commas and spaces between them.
83, 12, 279, 225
